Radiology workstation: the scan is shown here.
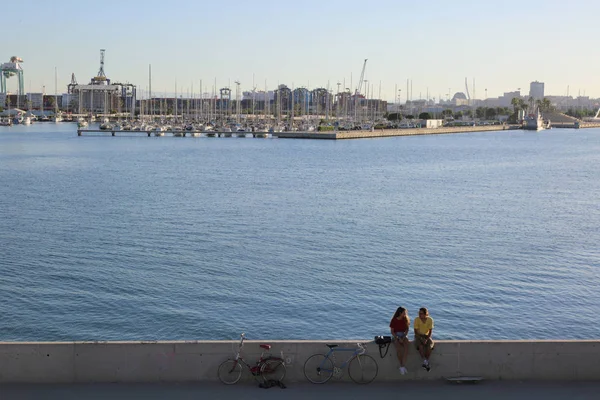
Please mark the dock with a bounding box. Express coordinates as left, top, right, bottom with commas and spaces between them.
77, 122, 598, 140
78, 125, 518, 140
77, 129, 271, 138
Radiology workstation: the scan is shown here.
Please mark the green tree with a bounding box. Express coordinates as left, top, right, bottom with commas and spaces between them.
386, 112, 402, 121
485, 107, 497, 120
441, 109, 453, 118
511, 97, 521, 113
418, 112, 431, 120
541, 98, 552, 112
475, 107, 485, 119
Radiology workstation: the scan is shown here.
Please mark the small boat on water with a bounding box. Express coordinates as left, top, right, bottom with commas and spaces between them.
153, 126, 166, 136
99, 117, 112, 130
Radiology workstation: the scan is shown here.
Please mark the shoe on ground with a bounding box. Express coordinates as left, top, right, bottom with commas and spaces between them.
425, 364, 431, 372
401, 367, 408, 374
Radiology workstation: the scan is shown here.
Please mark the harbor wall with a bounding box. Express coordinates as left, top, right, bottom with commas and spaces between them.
276, 125, 518, 140
0, 340, 598, 383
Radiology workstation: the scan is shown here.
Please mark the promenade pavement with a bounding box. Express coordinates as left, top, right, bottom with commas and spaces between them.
1, 381, 599, 400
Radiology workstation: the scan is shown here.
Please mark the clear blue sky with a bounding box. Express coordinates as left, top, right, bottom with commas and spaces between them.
2, 0, 599, 101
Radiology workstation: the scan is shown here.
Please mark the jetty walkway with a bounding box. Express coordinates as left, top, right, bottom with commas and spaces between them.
77, 125, 519, 139
77, 122, 600, 140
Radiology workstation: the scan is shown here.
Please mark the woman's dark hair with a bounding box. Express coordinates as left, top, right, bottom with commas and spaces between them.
419, 307, 429, 317
393, 306, 410, 325
393, 307, 406, 319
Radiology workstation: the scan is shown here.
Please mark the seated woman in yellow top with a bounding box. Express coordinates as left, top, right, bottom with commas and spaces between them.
413, 307, 434, 371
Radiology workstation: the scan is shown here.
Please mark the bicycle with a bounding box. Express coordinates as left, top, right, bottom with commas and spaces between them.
217, 333, 286, 385
303, 342, 378, 384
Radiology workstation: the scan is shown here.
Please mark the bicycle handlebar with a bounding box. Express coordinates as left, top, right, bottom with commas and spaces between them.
356, 342, 367, 354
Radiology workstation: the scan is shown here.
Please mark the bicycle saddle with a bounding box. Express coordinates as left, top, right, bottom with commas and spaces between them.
259, 344, 272, 350
325, 344, 338, 349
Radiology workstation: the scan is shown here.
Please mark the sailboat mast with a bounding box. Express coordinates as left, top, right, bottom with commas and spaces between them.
54, 67, 58, 115
149, 64, 152, 119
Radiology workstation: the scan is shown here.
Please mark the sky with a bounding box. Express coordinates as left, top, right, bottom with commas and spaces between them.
2, 0, 599, 102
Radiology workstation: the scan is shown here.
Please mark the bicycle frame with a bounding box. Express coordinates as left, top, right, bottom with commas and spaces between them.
231, 333, 284, 376
318, 343, 366, 373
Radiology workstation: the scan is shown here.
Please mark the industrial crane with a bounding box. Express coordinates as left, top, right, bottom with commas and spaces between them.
355, 59, 368, 96
354, 59, 368, 121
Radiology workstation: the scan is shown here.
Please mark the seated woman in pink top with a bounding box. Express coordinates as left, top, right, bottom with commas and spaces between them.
389, 306, 410, 375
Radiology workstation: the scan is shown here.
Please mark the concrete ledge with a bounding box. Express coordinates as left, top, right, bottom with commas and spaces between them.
276, 125, 518, 140
0, 340, 598, 383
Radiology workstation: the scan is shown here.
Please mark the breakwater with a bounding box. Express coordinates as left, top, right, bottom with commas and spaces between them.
1, 340, 598, 383
277, 125, 519, 139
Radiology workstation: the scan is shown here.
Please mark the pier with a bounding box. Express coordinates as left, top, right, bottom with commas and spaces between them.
77, 129, 271, 138
76, 122, 600, 140
77, 125, 522, 140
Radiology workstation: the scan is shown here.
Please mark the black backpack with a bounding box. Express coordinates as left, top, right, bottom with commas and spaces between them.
374, 336, 392, 358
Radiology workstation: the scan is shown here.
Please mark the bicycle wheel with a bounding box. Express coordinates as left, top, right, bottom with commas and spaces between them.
348, 354, 378, 384
217, 359, 243, 385
260, 358, 286, 382
303, 354, 334, 384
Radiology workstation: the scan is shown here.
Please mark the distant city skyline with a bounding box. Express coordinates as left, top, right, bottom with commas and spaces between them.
3, 0, 600, 101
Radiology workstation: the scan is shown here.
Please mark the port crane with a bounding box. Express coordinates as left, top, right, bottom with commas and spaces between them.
354, 59, 368, 120
355, 58, 368, 97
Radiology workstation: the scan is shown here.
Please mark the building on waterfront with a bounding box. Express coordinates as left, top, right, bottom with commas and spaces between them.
67, 50, 136, 115
530, 81, 544, 100
26, 93, 44, 110
498, 90, 521, 107
452, 92, 469, 106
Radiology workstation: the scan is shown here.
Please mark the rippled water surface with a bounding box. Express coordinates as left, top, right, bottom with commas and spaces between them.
1, 124, 599, 341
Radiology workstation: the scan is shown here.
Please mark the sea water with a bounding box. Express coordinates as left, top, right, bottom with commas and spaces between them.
1, 124, 599, 341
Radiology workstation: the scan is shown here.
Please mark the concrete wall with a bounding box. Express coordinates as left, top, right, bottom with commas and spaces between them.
276, 125, 517, 140
0, 340, 598, 383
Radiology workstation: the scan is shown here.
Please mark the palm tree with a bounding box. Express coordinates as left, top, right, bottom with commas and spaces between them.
542, 98, 552, 112
536, 99, 543, 112
511, 97, 521, 113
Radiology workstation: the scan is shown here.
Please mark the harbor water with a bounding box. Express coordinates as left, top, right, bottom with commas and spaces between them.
1, 124, 599, 341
